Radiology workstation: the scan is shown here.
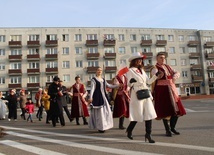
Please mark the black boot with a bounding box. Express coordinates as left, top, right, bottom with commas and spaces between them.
170, 116, 180, 135
119, 117, 126, 129
76, 117, 80, 125
145, 120, 155, 143
82, 117, 88, 125
126, 121, 137, 140
163, 119, 172, 137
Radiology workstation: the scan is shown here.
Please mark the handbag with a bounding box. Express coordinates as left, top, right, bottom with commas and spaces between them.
136, 89, 150, 100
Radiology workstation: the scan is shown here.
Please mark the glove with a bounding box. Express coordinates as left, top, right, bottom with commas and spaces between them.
129, 78, 137, 83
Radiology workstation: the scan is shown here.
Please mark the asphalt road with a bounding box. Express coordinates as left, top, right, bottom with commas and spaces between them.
0, 99, 214, 155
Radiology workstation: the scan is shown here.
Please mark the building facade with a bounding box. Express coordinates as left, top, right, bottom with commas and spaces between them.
0, 27, 214, 97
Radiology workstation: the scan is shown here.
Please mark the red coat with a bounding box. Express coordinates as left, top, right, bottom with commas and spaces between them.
25, 103, 34, 114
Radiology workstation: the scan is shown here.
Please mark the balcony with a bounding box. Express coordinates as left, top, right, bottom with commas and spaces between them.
45, 40, 58, 47
144, 65, 153, 72
86, 53, 100, 60
105, 66, 117, 73
190, 64, 202, 70
8, 69, 22, 75
103, 39, 116, 46
8, 55, 22, 61
45, 68, 58, 74
205, 53, 214, 59
85, 40, 98, 46
45, 54, 58, 60
207, 66, 214, 70
104, 53, 116, 59
27, 41, 40, 47
192, 75, 203, 82
27, 83, 40, 88
204, 42, 214, 47
86, 67, 99, 73
27, 54, 40, 61
155, 40, 167, 46
189, 53, 200, 58
27, 69, 40, 75
140, 40, 152, 46
142, 52, 153, 58
187, 41, 199, 46
8, 41, 22, 48
8, 84, 22, 89
209, 78, 214, 83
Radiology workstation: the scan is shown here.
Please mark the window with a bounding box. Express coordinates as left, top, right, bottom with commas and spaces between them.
156, 47, 166, 53
28, 35, 39, 41
206, 60, 214, 66
0, 63, 5, 70
62, 61, 70, 68
205, 48, 213, 54
168, 35, 174, 41
105, 73, 116, 80
0, 35, 6, 42
131, 47, 137, 54
181, 59, 186, 66
144, 59, 152, 66
104, 34, 114, 40
75, 34, 82, 41
192, 70, 201, 76
169, 47, 175, 54
88, 47, 98, 53
188, 47, 197, 53
104, 47, 114, 53
0, 77, 5, 84
105, 60, 116, 66
11, 49, 22, 55
142, 47, 151, 53
10, 63, 21, 69
88, 61, 99, 67
118, 34, 125, 41
10, 77, 21, 84
62, 34, 69, 41
182, 71, 188, 78
119, 47, 126, 54
29, 48, 39, 54
208, 72, 214, 78
88, 74, 95, 80
63, 74, 70, 82
47, 75, 57, 82
29, 62, 39, 69
75, 47, 82, 54
28, 76, 39, 83
178, 35, 184, 41
119, 59, 127, 65
87, 34, 97, 40
188, 35, 196, 41
156, 35, 165, 40
0, 49, 5, 55
179, 47, 185, 54
62, 47, 69, 55
130, 34, 136, 41
46, 61, 57, 68
76, 60, 83, 68
10, 35, 21, 41
190, 59, 198, 65
141, 34, 150, 40
46, 34, 57, 40
47, 48, 57, 54
203, 36, 212, 42
170, 59, 176, 66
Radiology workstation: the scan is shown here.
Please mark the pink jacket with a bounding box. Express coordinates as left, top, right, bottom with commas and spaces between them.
25, 103, 34, 114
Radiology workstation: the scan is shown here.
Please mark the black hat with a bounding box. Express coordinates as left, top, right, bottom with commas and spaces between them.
53, 76, 60, 82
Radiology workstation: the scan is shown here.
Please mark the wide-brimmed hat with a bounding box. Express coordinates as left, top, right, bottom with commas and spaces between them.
128, 52, 146, 62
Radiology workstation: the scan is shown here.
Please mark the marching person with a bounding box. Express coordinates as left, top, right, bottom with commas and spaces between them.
151, 52, 186, 137
19, 89, 28, 120
125, 52, 163, 143
35, 88, 43, 121
42, 89, 51, 124
25, 99, 35, 123
0, 92, 7, 120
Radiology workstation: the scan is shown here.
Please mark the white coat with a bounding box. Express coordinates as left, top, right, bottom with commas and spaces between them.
126, 67, 157, 122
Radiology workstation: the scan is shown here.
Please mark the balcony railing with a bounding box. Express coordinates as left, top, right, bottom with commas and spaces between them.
86, 67, 99, 73
8, 55, 22, 61
45, 54, 58, 60
27, 54, 40, 61
8, 41, 22, 48
205, 53, 214, 59
45, 40, 58, 47
103, 39, 116, 46
140, 40, 152, 46
207, 66, 214, 70
191, 64, 202, 70
27, 69, 40, 74
8, 84, 22, 89
86, 53, 100, 60
209, 77, 214, 83
189, 53, 200, 58
192, 75, 203, 81
45, 68, 58, 74
104, 53, 116, 59
27, 41, 40, 47
155, 40, 167, 46
204, 41, 214, 47
8, 69, 22, 75
188, 41, 199, 46
142, 52, 153, 58
27, 83, 40, 88
85, 40, 98, 46
105, 66, 117, 73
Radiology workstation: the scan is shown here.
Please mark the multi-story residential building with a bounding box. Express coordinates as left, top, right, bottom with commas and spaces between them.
0, 27, 214, 99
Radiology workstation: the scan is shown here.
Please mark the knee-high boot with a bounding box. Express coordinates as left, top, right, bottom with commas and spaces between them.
126, 121, 137, 140
162, 119, 172, 137
76, 117, 80, 125
82, 117, 88, 125
145, 120, 155, 143
170, 116, 180, 135
119, 117, 126, 129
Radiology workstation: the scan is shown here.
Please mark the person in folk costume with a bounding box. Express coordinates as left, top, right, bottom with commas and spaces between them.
68, 76, 89, 125
112, 63, 130, 130
41, 89, 51, 124
0, 91, 7, 120
125, 52, 163, 143
19, 89, 28, 120
35, 88, 43, 121
88, 67, 122, 133
48, 76, 65, 127
150, 52, 186, 137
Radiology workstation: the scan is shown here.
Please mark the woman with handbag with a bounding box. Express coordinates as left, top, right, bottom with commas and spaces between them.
126, 52, 163, 143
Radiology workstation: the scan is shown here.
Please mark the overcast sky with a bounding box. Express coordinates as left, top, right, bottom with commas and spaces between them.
1, 0, 214, 30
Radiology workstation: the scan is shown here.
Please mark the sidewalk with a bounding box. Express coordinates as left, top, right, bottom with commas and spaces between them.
181, 94, 214, 100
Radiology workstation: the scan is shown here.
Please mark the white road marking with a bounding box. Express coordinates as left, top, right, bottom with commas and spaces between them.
0, 140, 66, 155
185, 108, 197, 112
